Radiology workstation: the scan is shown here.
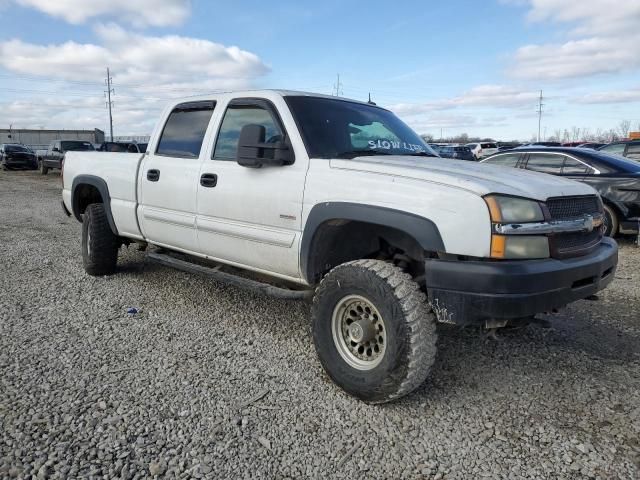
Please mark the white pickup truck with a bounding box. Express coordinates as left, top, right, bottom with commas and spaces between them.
62, 90, 618, 403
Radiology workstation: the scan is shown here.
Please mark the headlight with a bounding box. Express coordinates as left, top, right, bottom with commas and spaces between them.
490, 235, 550, 259
484, 195, 544, 223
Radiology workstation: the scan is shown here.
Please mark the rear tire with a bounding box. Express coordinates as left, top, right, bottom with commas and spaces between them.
312, 259, 437, 403
603, 204, 618, 237
40, 160, 49, 175
82, 203, 119, 276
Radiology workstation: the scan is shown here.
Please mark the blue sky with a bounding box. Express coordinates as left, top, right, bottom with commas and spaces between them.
1, 0, 639, 141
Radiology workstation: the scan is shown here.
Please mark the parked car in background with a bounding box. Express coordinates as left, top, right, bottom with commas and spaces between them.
437, 145, 475, 160
0, 143, 38, 170
481, 147, 640, 236
98, 142, 148, 153
497, 143, 522, 151
40, 140, 95, 175
466, 142, 498, 159
598, 140, 640, 161
577, 143, 605, 150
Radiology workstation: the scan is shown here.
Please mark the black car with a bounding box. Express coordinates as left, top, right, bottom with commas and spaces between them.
0, 144, 38, 170
598, 140, 640, 161
481, 147, 640, 236
437, 145, 475, 161
97, 142, 148, 153
40, 140, 95, 174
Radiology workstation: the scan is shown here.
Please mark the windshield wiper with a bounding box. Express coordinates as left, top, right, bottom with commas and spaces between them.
335, 150, 393, 159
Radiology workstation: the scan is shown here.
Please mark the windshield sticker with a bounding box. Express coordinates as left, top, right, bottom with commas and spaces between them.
368, 139, 425, 152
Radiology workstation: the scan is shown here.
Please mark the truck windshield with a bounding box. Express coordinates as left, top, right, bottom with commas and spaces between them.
285, 96, 436, 159
61, 141, 95, 151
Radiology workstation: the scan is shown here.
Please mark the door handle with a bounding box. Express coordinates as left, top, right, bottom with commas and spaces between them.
147, 169, 160, 182
200, 173, 218, 188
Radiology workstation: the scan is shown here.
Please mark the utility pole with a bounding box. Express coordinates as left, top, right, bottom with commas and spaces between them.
104, 67, 114, 141
333, 73, 343, 97
536, 90, 544, 142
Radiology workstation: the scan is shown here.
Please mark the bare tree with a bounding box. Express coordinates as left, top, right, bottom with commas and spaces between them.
617, 120, 631, 139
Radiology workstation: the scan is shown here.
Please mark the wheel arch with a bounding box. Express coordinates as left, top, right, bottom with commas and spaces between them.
300, 202, 445, 284
71, 175, 118, 235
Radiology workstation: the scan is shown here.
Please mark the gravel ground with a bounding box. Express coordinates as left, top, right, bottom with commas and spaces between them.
1, 170, 639, 479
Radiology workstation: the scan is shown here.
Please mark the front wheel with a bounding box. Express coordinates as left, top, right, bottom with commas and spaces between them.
603, 204, 618, 237
82, 203, 120, 276
312, 259, 437, 403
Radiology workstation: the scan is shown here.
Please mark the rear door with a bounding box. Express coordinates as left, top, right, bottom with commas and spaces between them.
195, 97, 307, 279
138, 101, 216, 253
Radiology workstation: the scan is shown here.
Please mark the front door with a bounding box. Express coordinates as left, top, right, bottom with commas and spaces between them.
139, 101, 216, 253
195, 98, 307, 279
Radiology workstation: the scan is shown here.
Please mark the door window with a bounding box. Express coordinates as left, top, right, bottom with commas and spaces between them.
482, 153, 520, 167
213, 104, 283, 161
626, 144, 640, 160
561, 157, 590, 174
525, 153, 564, 174
156, 102, 215, 158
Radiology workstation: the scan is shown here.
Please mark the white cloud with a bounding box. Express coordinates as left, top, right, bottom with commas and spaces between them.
14, 0, 191, 27
510, 0, 640, 80
0, 25, 269, 132
575, 88, 640, 104
391, 85, 539, 117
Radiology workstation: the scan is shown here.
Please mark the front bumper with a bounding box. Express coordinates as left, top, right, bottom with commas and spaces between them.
425, 237, 618, 325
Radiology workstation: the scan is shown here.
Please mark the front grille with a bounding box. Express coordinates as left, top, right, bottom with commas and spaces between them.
547, 195, 600, 220
546, 195, 603, 258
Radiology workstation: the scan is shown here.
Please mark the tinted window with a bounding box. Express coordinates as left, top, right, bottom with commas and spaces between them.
483, 153, 520, 167
481, 143, 497, 149
626, 144, 640, 160
5, 145, 29, 153
285, 96, 435, 159
213, 104, 283, 160
61, 141, 94, 151
562, 157, 590, 174
600, 143, 626, 155
526, 153, 564, 174
157, 102, 215, 158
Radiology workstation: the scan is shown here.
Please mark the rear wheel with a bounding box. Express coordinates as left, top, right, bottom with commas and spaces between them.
603, 204, 618, 237
82, 203, 119, 276
40, 160, 49, 175
312, 259, 437, 403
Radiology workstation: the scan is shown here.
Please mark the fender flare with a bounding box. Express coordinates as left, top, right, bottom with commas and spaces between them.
300, 202, 445, 282
71, 175, 118, 235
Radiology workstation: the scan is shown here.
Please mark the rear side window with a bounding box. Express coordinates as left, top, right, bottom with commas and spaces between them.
156, 101, 215, 158
525, 153, 564, 174
562, 157, 590, 174
483, 153, 520, 167
213, 104, 283, 160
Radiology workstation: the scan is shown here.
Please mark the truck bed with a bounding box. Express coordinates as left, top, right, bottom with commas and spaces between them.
62, 152, 146, 239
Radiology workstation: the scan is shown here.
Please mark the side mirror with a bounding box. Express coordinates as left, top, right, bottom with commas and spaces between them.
52, 147, 60, 153
236, 124, 294, 168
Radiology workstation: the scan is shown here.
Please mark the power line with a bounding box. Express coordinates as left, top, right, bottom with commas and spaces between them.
105, 67, 114, 141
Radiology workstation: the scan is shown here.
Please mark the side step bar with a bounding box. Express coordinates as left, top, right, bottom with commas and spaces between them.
146, 252, 313, 300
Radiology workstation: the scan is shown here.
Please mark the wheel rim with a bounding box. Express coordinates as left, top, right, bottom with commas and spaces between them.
331, 294, 386, 371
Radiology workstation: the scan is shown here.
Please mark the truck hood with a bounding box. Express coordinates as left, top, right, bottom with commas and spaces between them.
329, 156, 595, 201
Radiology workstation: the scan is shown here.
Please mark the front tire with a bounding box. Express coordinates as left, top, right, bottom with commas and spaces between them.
312, 259, 437, 403
603, 204, 618, 237
82, 203, 119, 276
